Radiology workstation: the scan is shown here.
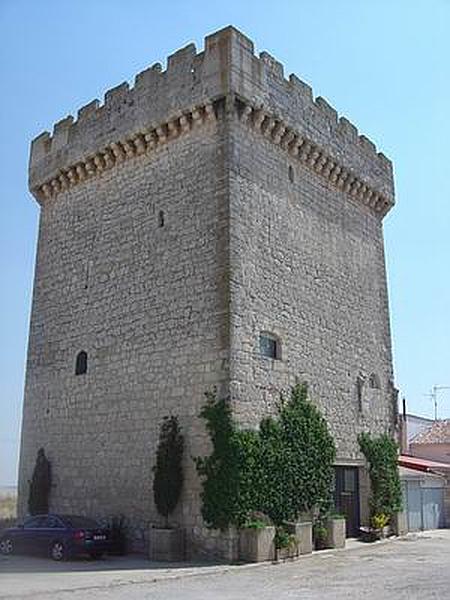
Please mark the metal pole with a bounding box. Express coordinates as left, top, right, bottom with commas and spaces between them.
430, 385, 450, 420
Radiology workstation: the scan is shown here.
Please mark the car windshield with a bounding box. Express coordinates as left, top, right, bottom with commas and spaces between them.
61, 515, 100, 529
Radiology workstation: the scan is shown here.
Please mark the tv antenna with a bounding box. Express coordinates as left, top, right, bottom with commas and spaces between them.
425, 385, 450, 420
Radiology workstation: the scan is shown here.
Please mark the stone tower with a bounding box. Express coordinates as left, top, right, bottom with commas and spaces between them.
19, 26, 396, 557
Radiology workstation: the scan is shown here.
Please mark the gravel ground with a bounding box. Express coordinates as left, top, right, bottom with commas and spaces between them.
1, 530, 449, 599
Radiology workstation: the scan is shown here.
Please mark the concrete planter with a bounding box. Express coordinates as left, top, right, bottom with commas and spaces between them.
239, 526, 275, 562
324, 517, 346, 549
284, 521, 313, 555
149, 527, 185, 561
392, 511, 408, 536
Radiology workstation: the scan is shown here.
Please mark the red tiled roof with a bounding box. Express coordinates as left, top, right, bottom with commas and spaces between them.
398, 454, 450, 472
410, 419, 450, 444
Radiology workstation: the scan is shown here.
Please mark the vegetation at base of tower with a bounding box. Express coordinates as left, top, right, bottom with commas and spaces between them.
195, 383, 336, 530
153, 416, 184, 528
358, 432, 402, 522
28, 448, 51, 516
193, 393, 242, 530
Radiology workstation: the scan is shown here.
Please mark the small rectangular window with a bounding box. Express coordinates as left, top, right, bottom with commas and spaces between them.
259, 333, 280, 360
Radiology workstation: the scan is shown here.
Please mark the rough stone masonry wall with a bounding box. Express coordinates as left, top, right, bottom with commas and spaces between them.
228, 112, 396, 458
19, 116, 230, 552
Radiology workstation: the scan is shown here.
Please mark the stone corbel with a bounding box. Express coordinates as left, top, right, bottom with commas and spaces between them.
103, 149, 115, 168
240, 104, 253, 124
74, 164, 85, 181
261, 117, 276, 137
253, 108, 266, 130
94, 154, 105, 172
85, 159, 97, 176
67, 168, 78, 185
191, 107, 203, 128
204, 103, 216, 122
280, 130, 295, 150
179, 115, 190, 134
42, 183, 52, 198
133, 134, 147, 154
271, 123, 285, 144
122, 140, 136, 158
110, 142, 126, 162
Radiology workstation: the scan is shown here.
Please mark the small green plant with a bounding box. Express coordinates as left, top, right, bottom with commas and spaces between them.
274, 527, 297, 550
313, 521, 327, 541
328, 513, 346, 520
28, 448, 51, 516
153, 416, 184, 528
371, 513, 389, 530
244, 511, 272, 529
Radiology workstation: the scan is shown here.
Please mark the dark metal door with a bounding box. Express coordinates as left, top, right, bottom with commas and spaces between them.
334, 467, 360, 537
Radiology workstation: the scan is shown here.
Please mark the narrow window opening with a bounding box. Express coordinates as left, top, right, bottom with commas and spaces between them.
75, 351, 88, 376
356, 375, 365, 411
288, 165, 294, 183
369, 373, 380, 389
158, 210, 165, 227
259, 332, 281, 360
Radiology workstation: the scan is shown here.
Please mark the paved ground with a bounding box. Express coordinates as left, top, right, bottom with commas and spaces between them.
1, 530, 449, 599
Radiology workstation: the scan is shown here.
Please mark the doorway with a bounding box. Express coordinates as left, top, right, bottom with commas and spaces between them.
334, 466, 360, 537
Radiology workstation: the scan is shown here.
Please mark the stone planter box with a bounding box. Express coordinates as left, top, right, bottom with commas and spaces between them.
324, 517, 346, 549
149, 527, 185, 561
239, 526, 275, 562
285, 521, 313, 555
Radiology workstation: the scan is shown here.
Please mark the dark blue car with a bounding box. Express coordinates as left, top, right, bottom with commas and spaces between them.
0, 514, 111, 561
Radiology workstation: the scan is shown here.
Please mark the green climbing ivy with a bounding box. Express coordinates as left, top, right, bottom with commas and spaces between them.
358, 432, 402, 520
195, 383, 336, 529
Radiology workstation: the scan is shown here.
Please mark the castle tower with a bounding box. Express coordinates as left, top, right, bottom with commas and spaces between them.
19, 27, 396, 558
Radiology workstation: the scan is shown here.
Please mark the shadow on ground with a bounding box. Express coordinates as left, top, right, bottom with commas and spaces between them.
0, 553, 225, 574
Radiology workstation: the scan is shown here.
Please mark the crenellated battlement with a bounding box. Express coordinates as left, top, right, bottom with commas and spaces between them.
29, 26, 394, 212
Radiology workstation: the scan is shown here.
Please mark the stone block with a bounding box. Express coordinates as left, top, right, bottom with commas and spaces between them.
392, 511, 408, 536
149, 527, 185, 561
325, 518, 346, 549
239, 526, 275, 562
285, 521, 313, 555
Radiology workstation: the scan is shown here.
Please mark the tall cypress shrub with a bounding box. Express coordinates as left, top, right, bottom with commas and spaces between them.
28, 448, 51, 515
153, 416, 184, 528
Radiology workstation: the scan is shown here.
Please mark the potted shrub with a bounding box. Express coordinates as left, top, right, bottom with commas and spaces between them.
149, 416, 185, 561
274, 526, 298, 560
373, 513, 390, 538
239, 512, 275, 563
360, 513, 390, 542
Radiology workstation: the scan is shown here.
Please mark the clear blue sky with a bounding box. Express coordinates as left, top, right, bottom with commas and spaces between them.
1, 0, 449, 486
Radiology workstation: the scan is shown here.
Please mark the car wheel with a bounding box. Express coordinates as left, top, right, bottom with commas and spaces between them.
50, 540, 66, 561
89, 551, 103, 559
0, 537, 13, 555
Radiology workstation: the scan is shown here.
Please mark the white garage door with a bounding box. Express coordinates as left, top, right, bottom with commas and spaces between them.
405, 480, 445, 531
